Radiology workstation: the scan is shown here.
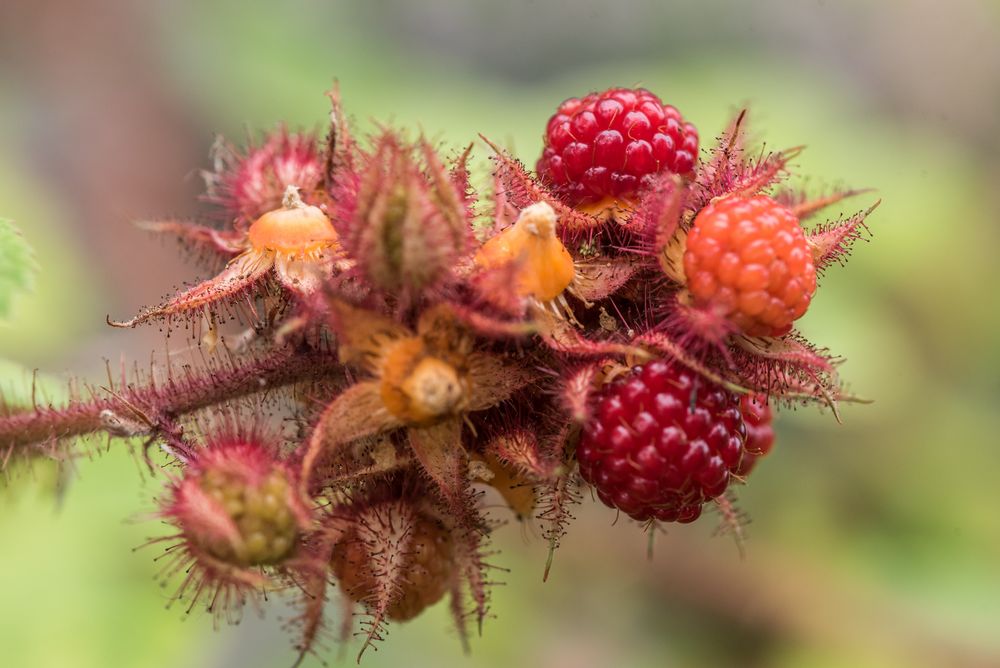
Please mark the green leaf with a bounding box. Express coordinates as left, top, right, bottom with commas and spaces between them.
0, 218, 37, 321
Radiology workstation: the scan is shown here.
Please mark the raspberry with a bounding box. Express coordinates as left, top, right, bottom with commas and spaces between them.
331, 504, 453, 621
577, 361, 747, 523
683, 195, 818, 337
736, 394, 775, 476
171, 442, 306, 567
537, 87, 699, 206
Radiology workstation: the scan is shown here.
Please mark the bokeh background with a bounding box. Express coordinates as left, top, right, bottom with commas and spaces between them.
2, 1, 1000, 666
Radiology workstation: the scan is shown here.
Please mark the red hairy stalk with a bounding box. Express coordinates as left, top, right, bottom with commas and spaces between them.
0, 346, 343, 457
538, 470, 581, 582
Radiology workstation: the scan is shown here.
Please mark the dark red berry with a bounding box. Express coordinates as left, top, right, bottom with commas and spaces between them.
577, 361, 747, 523
537, 87, 699, 206
736, 394, 775, 476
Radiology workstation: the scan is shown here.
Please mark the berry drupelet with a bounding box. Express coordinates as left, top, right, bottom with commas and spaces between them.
736, 394, 775, 476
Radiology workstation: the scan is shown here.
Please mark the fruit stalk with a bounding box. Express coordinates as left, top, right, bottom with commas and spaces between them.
0, 347, 343, 453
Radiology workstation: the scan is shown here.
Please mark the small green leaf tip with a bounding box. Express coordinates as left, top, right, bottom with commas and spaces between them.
0, 219, 37, 321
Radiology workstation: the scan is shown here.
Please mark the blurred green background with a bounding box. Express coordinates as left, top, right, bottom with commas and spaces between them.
2, 1, 1000, 666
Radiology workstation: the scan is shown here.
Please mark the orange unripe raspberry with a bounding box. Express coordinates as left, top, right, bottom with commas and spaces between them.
683, 195, 817, 337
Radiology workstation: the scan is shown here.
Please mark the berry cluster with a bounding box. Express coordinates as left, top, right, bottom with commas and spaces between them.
0, 85, 875, 663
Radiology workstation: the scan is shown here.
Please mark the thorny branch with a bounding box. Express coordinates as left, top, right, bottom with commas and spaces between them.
0, 346, 344, 457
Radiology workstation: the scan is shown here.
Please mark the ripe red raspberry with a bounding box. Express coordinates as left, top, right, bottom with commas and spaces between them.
683, 195, 817, 337
537, 87, 699, 206
577, 361, 747, 523
736, 394, 775, 476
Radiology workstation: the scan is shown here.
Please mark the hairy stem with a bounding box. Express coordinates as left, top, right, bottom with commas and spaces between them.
0, 346, 343, 455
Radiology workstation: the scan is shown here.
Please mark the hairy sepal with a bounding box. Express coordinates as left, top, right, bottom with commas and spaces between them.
481, 136, 602, 235
109, 251, 273, 328
341, 133, 472, 301
448, 518, 496, 639
300, 381, 403, 491
806, 200, 879, 274
203, 127, 324, 226
407, 418, 472, 520
628, 172, 685, 251
537, 469, 581, 582
351, 500, 423, 660
690, 110, 801, 210
775, 186, 875, 221
136, 219, 246, 258
571, 257, 643, 303
559, 360, 611, 425
482, 429, 556, 481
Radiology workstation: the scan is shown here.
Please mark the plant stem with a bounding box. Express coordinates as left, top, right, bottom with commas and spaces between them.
0, 347, 342, 455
